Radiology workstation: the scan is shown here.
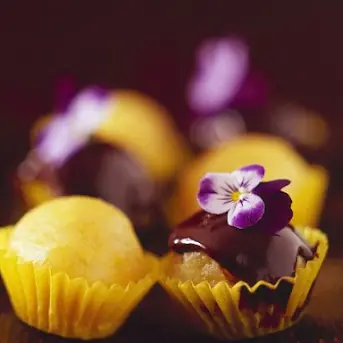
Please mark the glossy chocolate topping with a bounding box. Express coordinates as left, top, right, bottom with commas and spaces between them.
20, 141, 162, 234
169, 210, 314, 285
58, 141, 159, 232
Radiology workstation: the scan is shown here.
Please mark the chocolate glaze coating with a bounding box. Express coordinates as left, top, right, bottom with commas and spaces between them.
58, 141, 162, 233
19, 141, 166, 237
169, 210, 314, 285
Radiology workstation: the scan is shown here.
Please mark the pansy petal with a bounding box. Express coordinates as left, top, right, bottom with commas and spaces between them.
36, 117, 85, 166
198, 173, 238, 197
253, 179, 290, 196
232, 164, 265, 191
197, 173, 238, 214
227, 193, 265, 229
67, 86, 111, 137
187, 37, 249, 115
253, 191, 293, 235
198, 192, 235, 214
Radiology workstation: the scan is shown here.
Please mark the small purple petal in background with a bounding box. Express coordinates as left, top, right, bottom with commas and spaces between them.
187, 36, 249, 115
36, 116, 86, 167
64, 86, 112, 137
36, 86, 112, 167
228, 193, 265, 229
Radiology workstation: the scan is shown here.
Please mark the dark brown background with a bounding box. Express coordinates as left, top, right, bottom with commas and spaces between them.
0, 1, 343, 342
2, 1, 343, 232
2, 1, 343, 161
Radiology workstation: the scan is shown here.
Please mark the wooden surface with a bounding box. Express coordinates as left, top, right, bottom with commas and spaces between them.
0, 256, 342, 343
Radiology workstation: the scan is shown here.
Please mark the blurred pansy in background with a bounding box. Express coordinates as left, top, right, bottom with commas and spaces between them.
30, 77, 78, 146
17, 85, 116, 212
186, 36, 269, 115
16, 85, 189, 245
186, 36, 269, 151
186, 36, 249, 115
36, 86, 112, 167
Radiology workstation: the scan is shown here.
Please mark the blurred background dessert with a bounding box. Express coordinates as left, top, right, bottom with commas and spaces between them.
15, 86, 189, 254
168, 134, 328, 228
162, 164, 328, 339
0, 196, 158, 339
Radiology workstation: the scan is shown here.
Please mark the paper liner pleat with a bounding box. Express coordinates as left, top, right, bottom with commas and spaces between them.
160, 227, 328, 340
0, 252, 158, 340
0, 228, 12, 251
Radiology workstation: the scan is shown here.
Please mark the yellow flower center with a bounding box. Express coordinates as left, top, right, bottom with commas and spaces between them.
231, 191, 241, 202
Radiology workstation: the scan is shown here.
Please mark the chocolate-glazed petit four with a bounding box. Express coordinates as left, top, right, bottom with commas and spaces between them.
17, 87, 187, 251
168, 164, 316, 285
59, 141, 159, 232
161, 164, 328, 340
170, 213, 314, 285
19, 141, 160, 234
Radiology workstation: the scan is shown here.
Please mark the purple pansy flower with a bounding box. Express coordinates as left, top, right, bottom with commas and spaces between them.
197, 164, 293, 232
36, 86, 112, 166
187, 37, 249, 115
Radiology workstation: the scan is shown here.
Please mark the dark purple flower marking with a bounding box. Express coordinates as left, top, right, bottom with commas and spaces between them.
198, 177, 216, 205
253, 181, 293, 234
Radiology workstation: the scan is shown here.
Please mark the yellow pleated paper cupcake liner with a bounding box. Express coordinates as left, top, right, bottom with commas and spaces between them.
0, 250, 158, 340
160, 227, 328, 340
0, 228, 12, 251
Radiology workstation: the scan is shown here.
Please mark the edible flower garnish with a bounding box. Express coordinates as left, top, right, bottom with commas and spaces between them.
187, 36, 249, 115
36, 86, 111, 166
197, 164, 293, 232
